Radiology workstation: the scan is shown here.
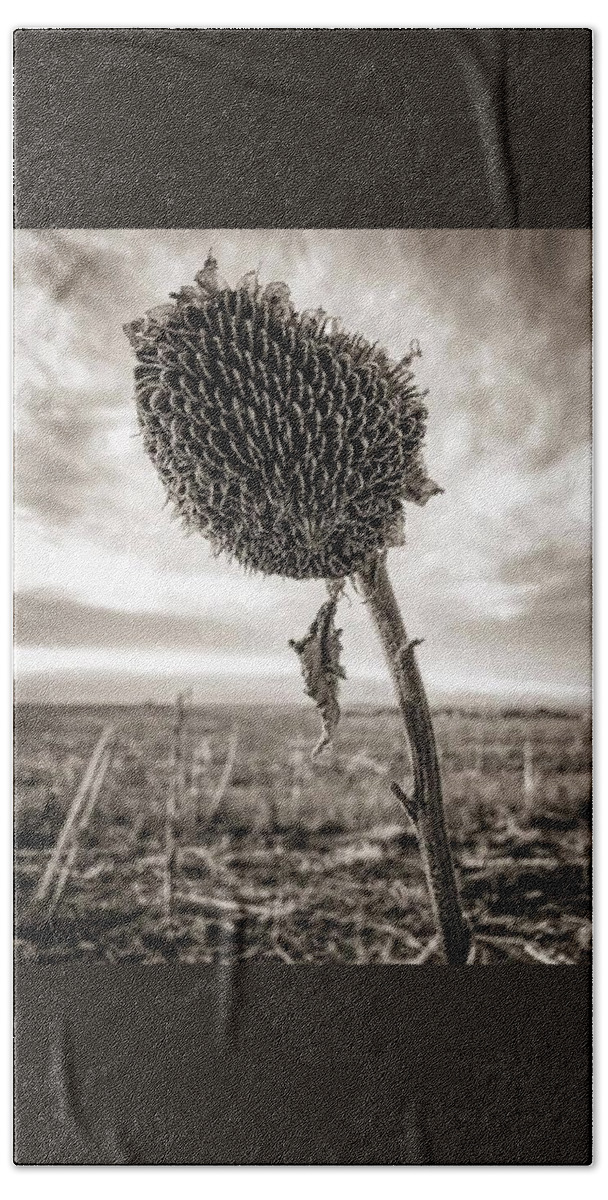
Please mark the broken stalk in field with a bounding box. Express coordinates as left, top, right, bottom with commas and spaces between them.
32, 722, 115, 912
356, 553, 470, 965
164, 693, 187, 925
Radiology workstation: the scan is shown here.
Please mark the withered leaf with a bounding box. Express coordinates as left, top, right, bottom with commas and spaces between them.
289, 586, 346, 758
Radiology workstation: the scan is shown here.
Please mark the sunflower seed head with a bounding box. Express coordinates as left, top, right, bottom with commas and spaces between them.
125, 256, 439, 580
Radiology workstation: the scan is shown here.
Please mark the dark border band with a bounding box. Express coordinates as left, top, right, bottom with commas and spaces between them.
14, 28, 591, 229
15, 964, 591, 1165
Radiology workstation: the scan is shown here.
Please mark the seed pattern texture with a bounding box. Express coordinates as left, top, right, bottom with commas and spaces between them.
125, 256, 440, 580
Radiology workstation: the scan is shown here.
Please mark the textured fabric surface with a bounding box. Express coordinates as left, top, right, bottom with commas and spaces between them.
13, 28, 592, 1166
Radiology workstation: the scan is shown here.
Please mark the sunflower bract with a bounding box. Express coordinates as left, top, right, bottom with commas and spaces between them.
125, 256, 438, 580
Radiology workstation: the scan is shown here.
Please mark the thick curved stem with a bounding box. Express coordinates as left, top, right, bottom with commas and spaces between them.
356, 554, 471, 965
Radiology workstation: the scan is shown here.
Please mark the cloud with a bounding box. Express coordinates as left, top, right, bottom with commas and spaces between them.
14, 590, 261, 652
14, 385, 122, 525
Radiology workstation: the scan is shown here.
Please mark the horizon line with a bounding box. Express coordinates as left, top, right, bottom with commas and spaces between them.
14, 697, 591, 715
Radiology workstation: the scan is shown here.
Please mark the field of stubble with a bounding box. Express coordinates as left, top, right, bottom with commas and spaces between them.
14, 702, 591, 965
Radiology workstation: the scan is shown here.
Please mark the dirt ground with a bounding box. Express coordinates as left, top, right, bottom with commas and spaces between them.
14, 702, 591, 965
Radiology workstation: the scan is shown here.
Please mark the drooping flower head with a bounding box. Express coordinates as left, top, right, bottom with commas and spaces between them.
125, 255, 440, 581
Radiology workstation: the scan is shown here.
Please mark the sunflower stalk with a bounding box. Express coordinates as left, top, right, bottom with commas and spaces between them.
356, 553, 471, 966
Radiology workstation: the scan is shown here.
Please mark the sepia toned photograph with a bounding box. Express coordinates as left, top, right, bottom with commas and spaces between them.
13, 228, 591, 967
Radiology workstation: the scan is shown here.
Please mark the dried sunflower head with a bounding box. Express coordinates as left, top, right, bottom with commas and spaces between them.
125, 255, 440, 581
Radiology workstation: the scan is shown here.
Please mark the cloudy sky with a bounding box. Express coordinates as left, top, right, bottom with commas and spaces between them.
14, 229, 591, 707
